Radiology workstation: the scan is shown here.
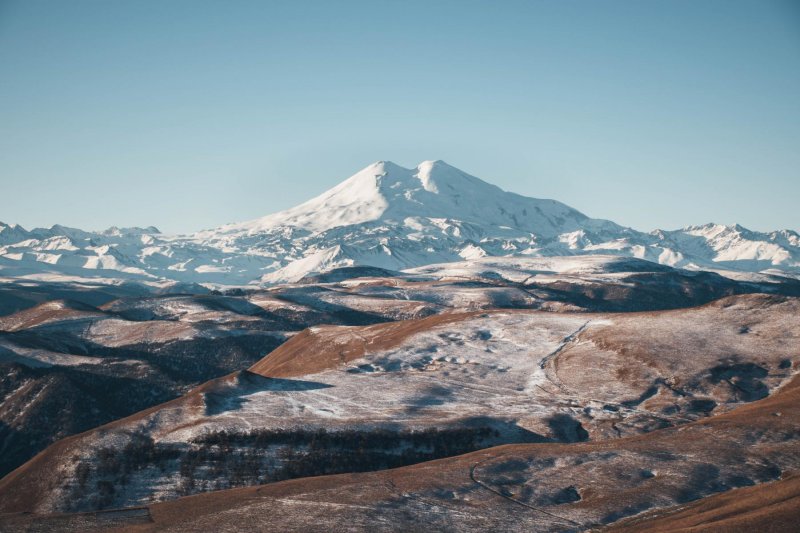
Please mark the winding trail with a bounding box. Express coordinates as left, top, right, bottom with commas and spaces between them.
468, 454, 582, 528
538, 320, 592, 394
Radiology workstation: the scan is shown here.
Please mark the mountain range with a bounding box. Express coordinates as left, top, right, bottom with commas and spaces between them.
1, 160, 798, 286
1, 160, 799, 532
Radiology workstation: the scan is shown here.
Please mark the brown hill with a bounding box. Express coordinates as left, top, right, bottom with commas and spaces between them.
607, 471, 800, 532
2, 368, 797, 532
0, 294, 798, 531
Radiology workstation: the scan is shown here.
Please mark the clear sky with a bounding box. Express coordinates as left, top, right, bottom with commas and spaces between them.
1, 0, 798, 234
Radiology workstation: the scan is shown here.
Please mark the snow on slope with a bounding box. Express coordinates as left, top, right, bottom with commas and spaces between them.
7, 295, 799, 513
214, 160, 618, 237
0, 161, 798, 285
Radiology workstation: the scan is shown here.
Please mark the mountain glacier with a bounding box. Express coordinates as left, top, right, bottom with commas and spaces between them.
1, 160, 798, 286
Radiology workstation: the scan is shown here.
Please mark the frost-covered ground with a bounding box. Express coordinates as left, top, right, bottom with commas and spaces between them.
6, 255, 716, 480
4, 294, 796, 514
0, 254, 795, 484
173, 313, 594, 437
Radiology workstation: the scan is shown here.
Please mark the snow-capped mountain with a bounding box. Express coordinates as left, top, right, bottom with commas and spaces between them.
210, 160, 622, 237
1, 160, 798, 286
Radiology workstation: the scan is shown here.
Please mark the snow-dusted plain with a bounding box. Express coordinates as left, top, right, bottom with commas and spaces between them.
1, 161, 798, 286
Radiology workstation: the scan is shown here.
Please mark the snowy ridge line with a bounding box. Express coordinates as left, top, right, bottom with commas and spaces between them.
1, 160, 798, 285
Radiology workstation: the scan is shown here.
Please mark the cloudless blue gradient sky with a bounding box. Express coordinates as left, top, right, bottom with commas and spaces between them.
1, 0, 798, 233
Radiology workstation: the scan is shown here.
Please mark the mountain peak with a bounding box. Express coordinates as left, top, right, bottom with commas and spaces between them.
214, 160, 602, 239
102, 226, 162, 236
417, 159, 449, 169
0, 160, 797, 285
365, 160, 404, 173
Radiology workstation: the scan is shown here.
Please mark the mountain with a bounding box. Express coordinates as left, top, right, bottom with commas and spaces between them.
0, 161, 798, 285
211, 160, 622, 236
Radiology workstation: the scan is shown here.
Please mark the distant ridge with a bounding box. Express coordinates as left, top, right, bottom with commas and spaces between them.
0, 161, 797, 285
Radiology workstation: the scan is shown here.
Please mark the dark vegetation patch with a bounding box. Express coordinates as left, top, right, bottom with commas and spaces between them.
0, 328, 288, 477
66, 426, 503, 511
475, 330, 492, 341
485, 458, 539, 475
687, 398, 717, 414
708, 363, 768, 402
0, 362, 175, 478
675, 464, 725, 503
674, 462, 782, 505
602, 502, 654, 524
547, 414, 589, 443
552, 485, 581, 504
620, 385, 659, 408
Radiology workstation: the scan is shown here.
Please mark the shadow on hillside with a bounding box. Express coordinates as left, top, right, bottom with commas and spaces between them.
204, 372, 333, 415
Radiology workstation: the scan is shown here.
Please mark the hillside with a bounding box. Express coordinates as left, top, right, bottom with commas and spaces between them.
0, 293, 797, 531
0, 291, 797, 522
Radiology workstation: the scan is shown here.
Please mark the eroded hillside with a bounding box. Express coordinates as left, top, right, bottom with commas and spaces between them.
0, 258, 798, 532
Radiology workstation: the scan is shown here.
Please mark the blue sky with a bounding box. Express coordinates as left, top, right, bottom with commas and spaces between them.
1, 0, 798, 233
